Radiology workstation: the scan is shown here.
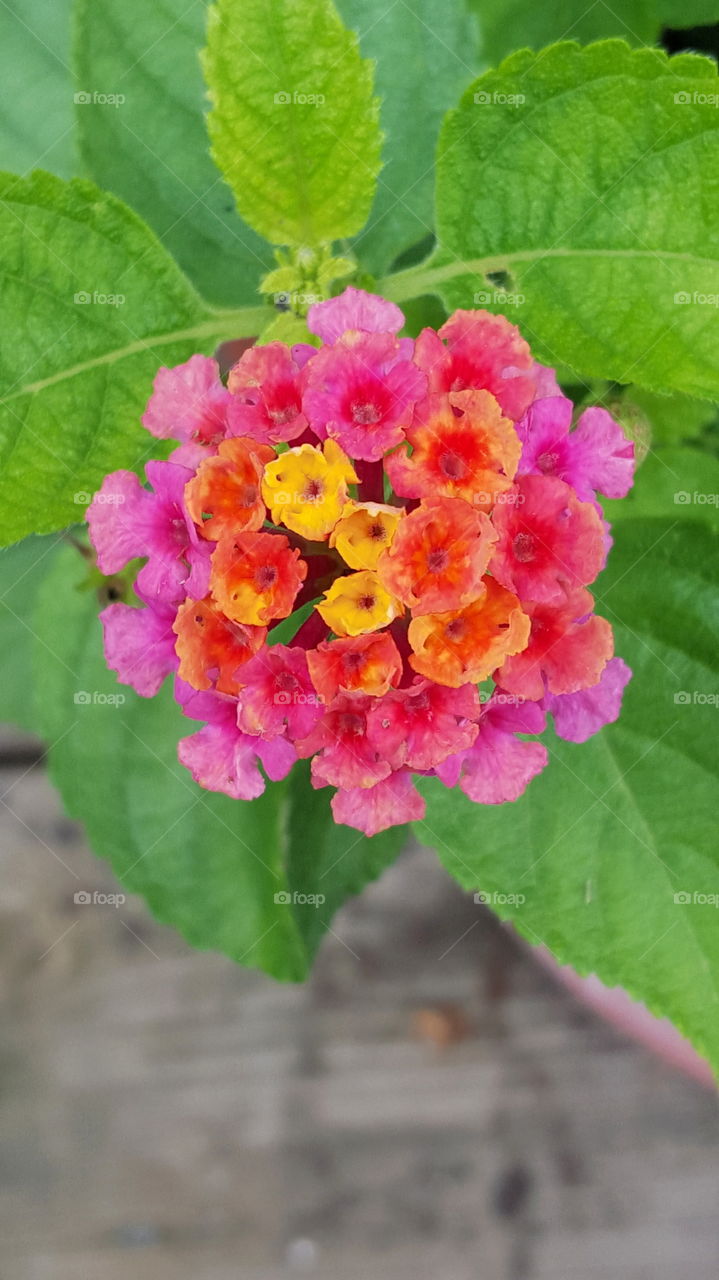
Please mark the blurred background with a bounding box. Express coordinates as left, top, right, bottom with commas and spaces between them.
1, 722, 717, 1280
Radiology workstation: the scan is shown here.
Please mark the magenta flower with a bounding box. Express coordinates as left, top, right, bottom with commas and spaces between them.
177, 681, 296, 801
436, 694, 548, 805
235, 644, 324, 740
543, 656, 633, 742
517, 397, 635, 507
99, 598, 178, 697
142, 354, 232, 447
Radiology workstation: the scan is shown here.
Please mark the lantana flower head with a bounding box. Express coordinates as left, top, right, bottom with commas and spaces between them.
87, 288, 635, 837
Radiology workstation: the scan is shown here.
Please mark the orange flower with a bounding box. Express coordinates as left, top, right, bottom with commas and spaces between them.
185, 436, 275, 540
173, 597, 266, 694
385, 390, 521, 510
377, 497, 496, 614
210, 531, 307, 625
307, 632, 403, 702
408, 576, 530, 687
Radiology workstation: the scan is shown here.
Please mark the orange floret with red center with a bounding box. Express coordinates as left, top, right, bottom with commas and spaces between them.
185, 437, 275, 540
408, 576, 530, 687
173, 596, 267, 694
385, 390, 521, 510
377, 496, 497, 615
210, 530, 307, 625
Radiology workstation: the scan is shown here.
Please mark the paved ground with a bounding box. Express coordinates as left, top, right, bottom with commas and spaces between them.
0, 750, 717, 1280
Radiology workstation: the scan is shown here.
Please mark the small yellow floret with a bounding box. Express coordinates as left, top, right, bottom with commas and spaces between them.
261, 439, 357, 540
330, 501, 403, 570
316, 571, 402, 637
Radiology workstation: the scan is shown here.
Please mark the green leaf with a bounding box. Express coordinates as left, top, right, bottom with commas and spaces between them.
392, 41, 719, 400
204, 0, 382, 247
604, 445, 719, 524
630, 387, 717, 445
416, 518, 719, 1073
0, 534, 63, 731
286, 761, 407, 959
658, 2, 719, 25
0, 171, 269, 546
30, 547, 404, 976
73, 0, 273, 307
470, 0, 658, 65
0, 0, 76, 177
337, 0, 478, 272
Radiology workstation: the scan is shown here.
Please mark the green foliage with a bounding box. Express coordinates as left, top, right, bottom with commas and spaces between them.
0, 171, 268, 546
0, 0, 75, 177
417, 519, 719, 1073
470, 0, 658, 64
204, 0, 382, 247
418, 41, 719, 399
0, 535, 62, 731
73, 0, 273, 307
338, 0, 478, 272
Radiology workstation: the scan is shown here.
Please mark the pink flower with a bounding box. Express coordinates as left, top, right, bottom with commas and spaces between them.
436, 693, 548, 804
332, 768, 426, 835
226, 342, 308, 444
490, 474, 607, 605
99, 599, 177, 696
297, 693, 392, 790
235, 645, 324, 740
366, 679, 480, 771
543, 656, 632, 742
307, 286, 405, 344
413, 309, 536, 422
87, 462, 210, 607
498, 587, 614, 701
517, 398, 635, 506
302, 332, 426, 461
142, 354, 232, 446
176, 681, 296, 801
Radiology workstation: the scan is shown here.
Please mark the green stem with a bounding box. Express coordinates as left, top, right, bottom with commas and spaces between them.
379, 256, 508, 304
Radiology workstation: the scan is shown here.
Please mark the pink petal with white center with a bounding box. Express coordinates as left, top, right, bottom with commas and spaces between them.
99, 601, 177, 696
331, 768, 425, 835
543, 656, 632, 743
307, 287, 405, 344
142, 354, 232, 444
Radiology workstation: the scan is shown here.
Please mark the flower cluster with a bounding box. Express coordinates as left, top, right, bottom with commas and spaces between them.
87, 288, 635, 836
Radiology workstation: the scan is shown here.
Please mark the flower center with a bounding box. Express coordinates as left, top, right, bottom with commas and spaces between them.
352, 401, 382, 425
427, 547, 449, 573
512, 532, 536, 563
537, 450, 559, 475
256, 564, 278, 590
439, 450, 466, 480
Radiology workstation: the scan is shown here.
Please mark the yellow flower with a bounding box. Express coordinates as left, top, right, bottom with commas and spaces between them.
330, 501, 403, 570
261, 439, 357, 540
316, 571, 403, 637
